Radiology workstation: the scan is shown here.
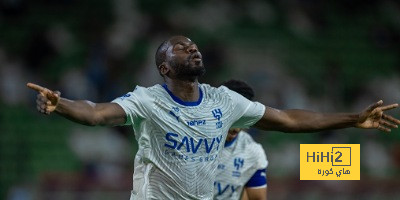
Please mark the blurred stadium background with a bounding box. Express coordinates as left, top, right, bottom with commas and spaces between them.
1, 0, 400, 199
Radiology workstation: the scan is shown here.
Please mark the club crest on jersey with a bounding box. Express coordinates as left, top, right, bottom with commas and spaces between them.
232, 157, 244, 177
212, 108, 223, 129
212, 109, 222, 121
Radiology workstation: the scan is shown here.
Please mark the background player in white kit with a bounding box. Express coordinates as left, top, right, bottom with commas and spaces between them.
214, 80, 268, 200
27, 36, 400, 199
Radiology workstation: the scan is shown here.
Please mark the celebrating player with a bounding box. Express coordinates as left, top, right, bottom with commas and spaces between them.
214, 79, 268, 200
27, 36, 400, 200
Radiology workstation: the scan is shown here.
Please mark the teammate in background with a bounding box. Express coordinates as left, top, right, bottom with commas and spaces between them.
27, 36, 400, 200
215, 79, 268, 200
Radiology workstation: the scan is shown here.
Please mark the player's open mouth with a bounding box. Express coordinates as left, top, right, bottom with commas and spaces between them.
190, 53, 202, 62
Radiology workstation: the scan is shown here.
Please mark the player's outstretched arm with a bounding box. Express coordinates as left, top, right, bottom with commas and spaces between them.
254, 100, 400, 133
27, 83, 126, 126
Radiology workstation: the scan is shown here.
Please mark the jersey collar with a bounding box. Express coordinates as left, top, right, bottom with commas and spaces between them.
224, 135, 238, 147
162, 84, 203, 106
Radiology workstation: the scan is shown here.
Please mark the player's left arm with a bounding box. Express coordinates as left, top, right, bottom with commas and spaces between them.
254, 100, 400, 133
243, 169, 268, 200
241, 189, 249, 200
243, 187, 267, 200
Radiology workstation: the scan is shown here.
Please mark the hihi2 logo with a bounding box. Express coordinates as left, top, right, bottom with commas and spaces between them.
300, 144, 360, 180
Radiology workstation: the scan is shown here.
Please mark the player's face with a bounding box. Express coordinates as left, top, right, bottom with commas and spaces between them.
226, 128, 241, 142
165, 36, 205, 78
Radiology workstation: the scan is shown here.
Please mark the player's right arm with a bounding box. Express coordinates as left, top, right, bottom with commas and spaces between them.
27, 83, 126, 126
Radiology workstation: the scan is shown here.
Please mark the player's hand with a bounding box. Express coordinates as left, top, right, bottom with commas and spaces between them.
27, 83, 61, 115
356, 100, 400, 132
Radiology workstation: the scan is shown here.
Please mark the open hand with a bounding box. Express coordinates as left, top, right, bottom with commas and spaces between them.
356, 100, 400, 132
27, 83, 60, 115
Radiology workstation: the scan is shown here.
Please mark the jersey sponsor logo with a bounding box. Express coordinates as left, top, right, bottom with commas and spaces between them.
186, 119, 206, 126
163, 150, 218, 162
214, 181, 240, 196
164, 132, 223, 154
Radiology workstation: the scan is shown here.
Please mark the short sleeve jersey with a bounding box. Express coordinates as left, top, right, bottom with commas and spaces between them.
213, 131, 268, 200
112, 84, 265, 200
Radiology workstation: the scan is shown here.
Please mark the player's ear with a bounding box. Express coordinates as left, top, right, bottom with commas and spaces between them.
159, 63, 169, 76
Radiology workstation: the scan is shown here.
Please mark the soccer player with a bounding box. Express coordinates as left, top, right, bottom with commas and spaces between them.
214, 80, 268, 200
27, 36, 400, 200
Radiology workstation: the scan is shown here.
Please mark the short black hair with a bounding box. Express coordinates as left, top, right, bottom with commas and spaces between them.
221, 79, 254, 100
155, 40, 169, 77
155, 40, 169, 67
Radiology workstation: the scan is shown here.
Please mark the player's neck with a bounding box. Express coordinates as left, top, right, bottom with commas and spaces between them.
165, 79, 200, 102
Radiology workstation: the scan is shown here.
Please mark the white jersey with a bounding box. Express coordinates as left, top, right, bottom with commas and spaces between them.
112, 83, 265, 200
214, 131, 268, 200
